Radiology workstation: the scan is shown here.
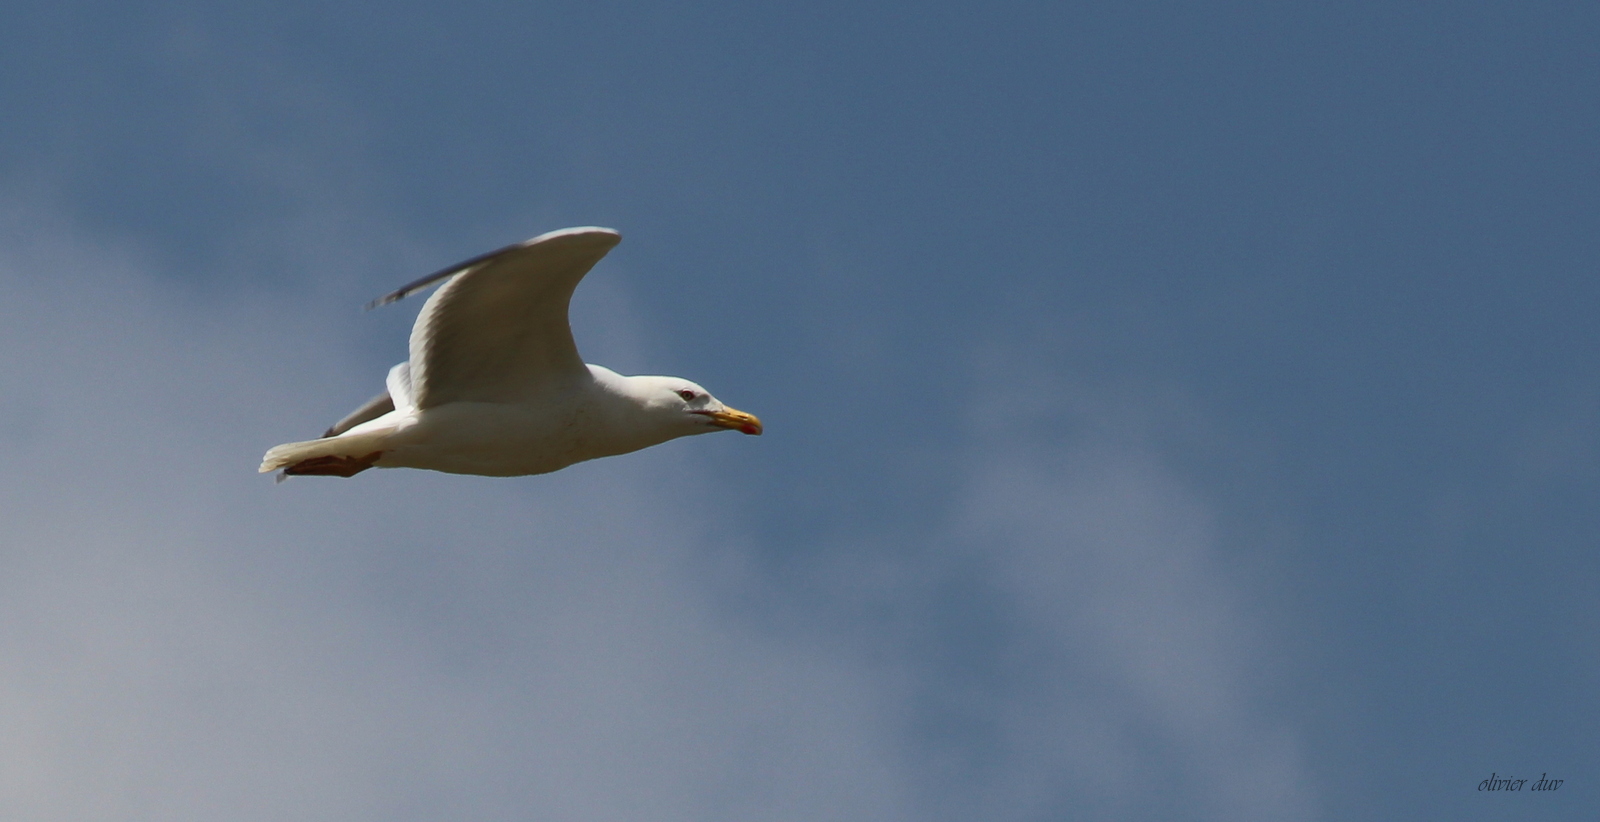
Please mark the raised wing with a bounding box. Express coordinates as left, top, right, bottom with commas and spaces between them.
395, 227, 621, 409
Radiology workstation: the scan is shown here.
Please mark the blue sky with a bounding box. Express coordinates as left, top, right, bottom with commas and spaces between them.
0, 1, 1595, 819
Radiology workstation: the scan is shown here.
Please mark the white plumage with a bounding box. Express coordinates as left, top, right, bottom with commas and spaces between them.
260, 227, 761, 478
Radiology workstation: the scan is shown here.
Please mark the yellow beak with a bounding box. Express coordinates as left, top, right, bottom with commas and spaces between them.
700, 407, 763, 435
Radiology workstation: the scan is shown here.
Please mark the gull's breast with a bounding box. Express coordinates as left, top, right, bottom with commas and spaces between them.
377, 401, 596, 477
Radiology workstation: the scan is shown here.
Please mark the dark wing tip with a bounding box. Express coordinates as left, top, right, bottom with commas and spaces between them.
362, 241, 524, 310
362, 227, 621, 310
364, 280, 435, 311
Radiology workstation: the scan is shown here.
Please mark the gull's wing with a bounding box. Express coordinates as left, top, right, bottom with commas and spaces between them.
322, 390, 396, 438
381, 227, 621, 409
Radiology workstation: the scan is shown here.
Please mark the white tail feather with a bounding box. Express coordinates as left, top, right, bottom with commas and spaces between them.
259, 428, 395, 473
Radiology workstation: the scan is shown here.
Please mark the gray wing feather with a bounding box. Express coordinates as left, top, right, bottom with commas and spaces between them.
322, 391, 397, 438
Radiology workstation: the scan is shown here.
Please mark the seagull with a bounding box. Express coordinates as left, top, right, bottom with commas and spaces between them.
260, 227, 761, 479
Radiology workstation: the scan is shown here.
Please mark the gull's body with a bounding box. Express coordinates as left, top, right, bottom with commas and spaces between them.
260, 227, 760, 478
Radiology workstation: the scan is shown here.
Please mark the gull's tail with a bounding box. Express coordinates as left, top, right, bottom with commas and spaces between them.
260, 428, 394, 478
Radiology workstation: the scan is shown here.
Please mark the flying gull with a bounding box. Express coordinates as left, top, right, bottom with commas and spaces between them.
260, 227, 761, 478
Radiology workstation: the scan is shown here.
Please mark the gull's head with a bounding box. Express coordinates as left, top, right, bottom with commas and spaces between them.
628, 375, 763, 436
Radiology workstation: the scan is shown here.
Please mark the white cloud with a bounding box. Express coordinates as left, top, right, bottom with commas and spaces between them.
765, 366, 1319, 820
966, 458, 1307, 818
945, 378, 1317, 821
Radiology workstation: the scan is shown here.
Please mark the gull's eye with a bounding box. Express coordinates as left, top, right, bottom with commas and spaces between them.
677, 389, 697, 401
